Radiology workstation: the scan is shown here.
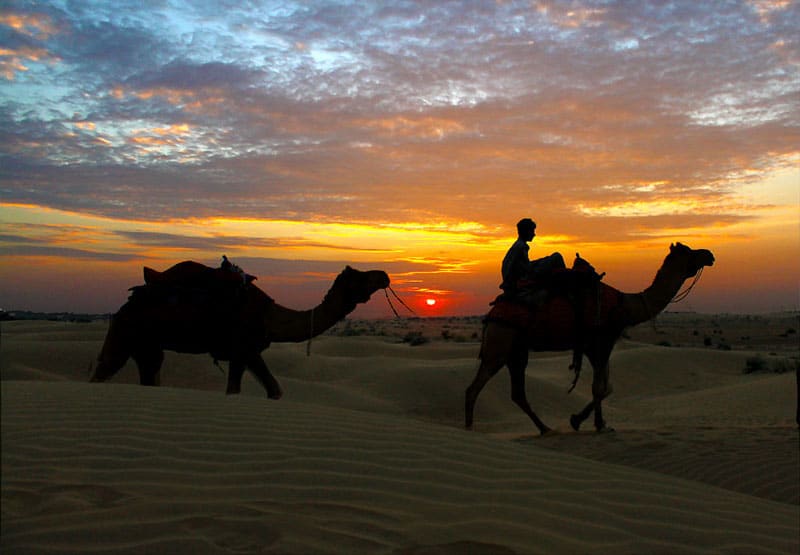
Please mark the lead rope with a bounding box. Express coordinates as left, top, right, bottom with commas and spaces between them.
385, 286, 417, 317
648, 266, 706, 333
306, 307, 314, 356
671, 266, 704, 304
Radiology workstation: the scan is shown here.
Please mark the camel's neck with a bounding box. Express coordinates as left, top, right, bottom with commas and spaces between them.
265, 291, 356, 343
622, 265, 689, 326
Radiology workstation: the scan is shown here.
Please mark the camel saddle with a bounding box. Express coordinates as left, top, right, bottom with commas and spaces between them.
130, 257, 268, 306
486, 253, 607, 329
486, 253, 620, 390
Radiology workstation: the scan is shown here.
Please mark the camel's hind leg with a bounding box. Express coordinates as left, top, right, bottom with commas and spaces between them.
467, 323, 520, 429
227, 355, 283, 399
246, 354, 282, 399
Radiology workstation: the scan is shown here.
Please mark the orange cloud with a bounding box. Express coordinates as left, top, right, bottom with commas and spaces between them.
0, 12, 60, 79
0, 45, 58, 79
0, 12, 57, 38
361, 116, 468, 139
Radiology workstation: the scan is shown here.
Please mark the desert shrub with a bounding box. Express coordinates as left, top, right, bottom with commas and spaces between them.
744, 355, 799, 374
402, 331, 429, 346
340, 326, 362, 337
703, 337, 712, 347
744, 355, 768, 374
771, 357, 800, 374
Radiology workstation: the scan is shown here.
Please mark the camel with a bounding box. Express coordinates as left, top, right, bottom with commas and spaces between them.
90, 262, 390, 397
465, 243, 715, 434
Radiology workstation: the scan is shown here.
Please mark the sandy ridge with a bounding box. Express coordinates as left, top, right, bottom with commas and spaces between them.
3, 380, 798, 555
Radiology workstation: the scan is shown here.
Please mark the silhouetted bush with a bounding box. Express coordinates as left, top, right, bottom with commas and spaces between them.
744, 355, 768, 373
402, 331, 429, 346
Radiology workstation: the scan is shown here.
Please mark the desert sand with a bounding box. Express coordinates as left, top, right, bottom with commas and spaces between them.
2, 313, 798, 554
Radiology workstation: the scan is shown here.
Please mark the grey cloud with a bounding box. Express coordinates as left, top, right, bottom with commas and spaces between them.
114, 230, 388, 252
125, 60, 262, 92
0, 245, 140, 262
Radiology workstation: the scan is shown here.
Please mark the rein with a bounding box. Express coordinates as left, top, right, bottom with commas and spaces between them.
671, 266, 704, 304
385, 286, 417, 318
641, 266, 705, 335
306, 307, 315, 357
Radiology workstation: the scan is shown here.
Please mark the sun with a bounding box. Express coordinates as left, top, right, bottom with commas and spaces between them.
425, 298, 437, 306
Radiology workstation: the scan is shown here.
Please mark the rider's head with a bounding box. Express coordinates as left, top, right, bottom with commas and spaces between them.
517, 218, 536, 241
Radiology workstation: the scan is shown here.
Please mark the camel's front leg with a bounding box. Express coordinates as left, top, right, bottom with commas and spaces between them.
226, 360, 245, 395
570, 353, 614, 432
591, 360, 614, 432
246, 354, 283, 399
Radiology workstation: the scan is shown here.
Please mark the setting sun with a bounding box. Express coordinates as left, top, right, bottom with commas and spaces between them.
425, 298, 437, 306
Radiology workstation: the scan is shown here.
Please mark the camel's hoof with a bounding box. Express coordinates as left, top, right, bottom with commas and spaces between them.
539, 427, 556, 437
268, 390, 283, 400
569, 414, 581, 431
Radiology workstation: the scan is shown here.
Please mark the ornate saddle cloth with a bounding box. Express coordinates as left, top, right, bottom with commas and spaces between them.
485, 299, 530, 328
486, 253, 611, 329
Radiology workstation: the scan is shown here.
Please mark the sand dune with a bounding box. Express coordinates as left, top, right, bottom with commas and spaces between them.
2, 319, 798, 554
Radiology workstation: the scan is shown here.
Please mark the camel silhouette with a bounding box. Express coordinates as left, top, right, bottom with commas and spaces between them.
90, 262, 390, 397
465, 243, 715, 434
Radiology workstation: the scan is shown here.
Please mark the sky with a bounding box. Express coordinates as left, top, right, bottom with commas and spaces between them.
1, 0, 798, 318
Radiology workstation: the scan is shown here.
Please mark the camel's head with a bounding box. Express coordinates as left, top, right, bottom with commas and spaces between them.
333, 266, 391, 307
668, 242, 715, 279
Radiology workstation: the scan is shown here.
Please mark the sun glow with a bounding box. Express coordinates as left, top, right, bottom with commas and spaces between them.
425, 298, 437, 306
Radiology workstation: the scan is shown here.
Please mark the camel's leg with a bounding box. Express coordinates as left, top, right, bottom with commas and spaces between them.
226, 360, 245, 395
132, 347, 164, 386
570, 400, 594, 431
590, 359, 613, 432
508, 354, 551, 435
466, 323, 516, 429
246, 354, 283, 399
90, 355, 129, 382
465, 358, 504, 429
570, 346, 614, 432
90, 315, 130, 383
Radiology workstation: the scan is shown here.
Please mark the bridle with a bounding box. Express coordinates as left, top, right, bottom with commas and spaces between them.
671, 266, 705, 304
385, 286, 417, 317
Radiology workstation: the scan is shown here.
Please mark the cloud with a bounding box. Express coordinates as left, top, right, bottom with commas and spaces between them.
1, 1, 798, 243
113, 230, 389, 253
0, 244, 139, 262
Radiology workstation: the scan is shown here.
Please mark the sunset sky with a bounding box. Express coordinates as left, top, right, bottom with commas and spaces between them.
1, 1, 798, 317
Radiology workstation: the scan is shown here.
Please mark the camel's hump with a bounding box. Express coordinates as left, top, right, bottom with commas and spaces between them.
143, 266, 161, 284
143, 261, 213, 285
